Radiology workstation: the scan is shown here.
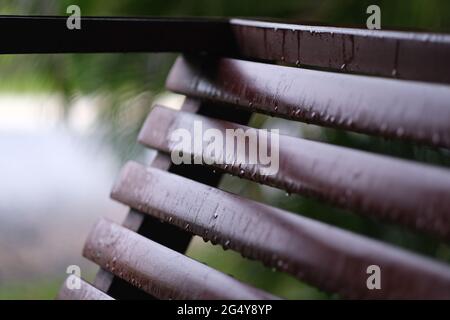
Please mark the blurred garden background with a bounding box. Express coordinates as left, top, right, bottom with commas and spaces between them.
0, 0, 450, 299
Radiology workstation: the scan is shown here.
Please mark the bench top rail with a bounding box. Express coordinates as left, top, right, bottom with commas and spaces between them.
2, 16, 450, 83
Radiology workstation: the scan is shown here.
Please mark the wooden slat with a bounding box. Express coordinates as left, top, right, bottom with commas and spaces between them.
138, 106, 450, 240
92, 153, 184, 300
166, 55, 450, 149
92, 98, 252, 299
230, 19, 450, 84
111, 161, 450, 299
84, 218, 278, 300
57, 276, 114, 300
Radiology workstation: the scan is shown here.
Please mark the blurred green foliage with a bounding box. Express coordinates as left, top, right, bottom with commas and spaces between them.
0, 278, 63, 300
1, 0, 449, 299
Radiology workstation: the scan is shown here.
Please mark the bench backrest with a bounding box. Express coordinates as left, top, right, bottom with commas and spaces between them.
57, 19, 450, 300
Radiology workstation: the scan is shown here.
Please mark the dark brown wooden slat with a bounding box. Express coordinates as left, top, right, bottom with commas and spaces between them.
138, 106, 450, 240
230, 19, 450, 84
93, 98, 252, 300
111, 161, 450, 299
92, 152, 180, 300
166, 55, 450, 149
57, 276, 114, 300
84, 218, 278, 300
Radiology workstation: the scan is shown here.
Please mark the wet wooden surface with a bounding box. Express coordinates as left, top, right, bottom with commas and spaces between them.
167, 55, 450, 148
57, 276, 114, 300
139, 106, 450, 239
84, 218, 279, 300
110, 161, 450, 299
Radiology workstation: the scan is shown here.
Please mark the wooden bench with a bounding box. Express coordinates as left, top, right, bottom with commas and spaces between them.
54, 18, 450, 300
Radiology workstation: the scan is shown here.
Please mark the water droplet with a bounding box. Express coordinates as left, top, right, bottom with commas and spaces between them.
353, 170, 362, 179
